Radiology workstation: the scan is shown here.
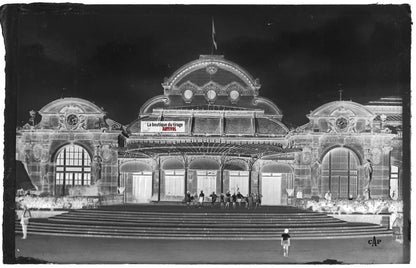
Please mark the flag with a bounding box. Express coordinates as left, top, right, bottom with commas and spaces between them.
212, 18, 218, 51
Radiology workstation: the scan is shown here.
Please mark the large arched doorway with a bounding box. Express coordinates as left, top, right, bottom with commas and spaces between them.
120, 161, 153, 203
321, 147, 360, 199
260, 163, 293, 205
55, 144, 91, 196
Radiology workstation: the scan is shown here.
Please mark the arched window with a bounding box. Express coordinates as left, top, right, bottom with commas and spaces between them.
322, 148, 359, 199
55, 144, 91, 195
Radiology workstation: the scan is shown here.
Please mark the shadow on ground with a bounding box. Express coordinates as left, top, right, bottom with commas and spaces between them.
306, 259, 343, 264
15, 256, 51, 264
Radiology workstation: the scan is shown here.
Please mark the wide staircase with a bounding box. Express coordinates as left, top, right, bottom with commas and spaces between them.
15, 205, 393, 240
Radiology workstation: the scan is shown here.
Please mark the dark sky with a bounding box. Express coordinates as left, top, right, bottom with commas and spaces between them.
10, 4, 411, 127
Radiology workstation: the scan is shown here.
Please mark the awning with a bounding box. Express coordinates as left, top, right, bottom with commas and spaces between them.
119, 141, 300, 159
16, 160, 37, 191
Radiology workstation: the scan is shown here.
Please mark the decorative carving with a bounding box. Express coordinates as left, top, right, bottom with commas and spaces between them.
56, 105, 89, 131
58, 115, 67, 130
105, 118, 124, 131
29, 110, 37, 127
302, 148, 312, 164
371, 148, 382, 164
382, 146, 393, 154
75, 115, 87, 130
335, 117, 348, 130
102, 145, 114, 163
206, 64, 218, 75
32, 144, 43, 161
66, 114, 79, 126
327, 118, 337, 133
363, 159, 373, 199
330, 106, 355, 117
41, 148, 50, 163
93, 155, 102, 182
346, 117, 357, 133
310, 160, 321, 189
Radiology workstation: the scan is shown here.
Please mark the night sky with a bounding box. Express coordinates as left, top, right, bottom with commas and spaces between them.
10, 4, 411, 127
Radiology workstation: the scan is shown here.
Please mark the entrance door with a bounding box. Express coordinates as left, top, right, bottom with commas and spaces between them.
261, 173, 282, 205
164, 170, 185, 197
196, 170, 217, 195
228, 171, 249, 195
132, 171, 152, 203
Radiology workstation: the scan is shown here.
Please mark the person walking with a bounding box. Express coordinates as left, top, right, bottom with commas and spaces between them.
281, 228, 291, 257
20, 205, 32, 239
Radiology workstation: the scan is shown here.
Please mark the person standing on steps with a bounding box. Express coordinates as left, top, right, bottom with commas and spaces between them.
255, 193, 262, 209
185, 191, 192, 207
281, 228, 291, 257
198, 190, 205, 208
209, 191, 217, 207
20, 204, 32, 239
225, 191, 231, 209
231, 192, 237, 209
236, 191, 244, 207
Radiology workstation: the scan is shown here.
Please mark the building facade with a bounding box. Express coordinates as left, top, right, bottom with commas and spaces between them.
16, 55, 403, 205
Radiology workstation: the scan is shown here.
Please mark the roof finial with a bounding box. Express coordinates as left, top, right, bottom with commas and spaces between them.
338, 89, 343, 101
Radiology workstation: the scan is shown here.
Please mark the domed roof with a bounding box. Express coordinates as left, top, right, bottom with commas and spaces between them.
162, 55, 261, 93
139, 55, 283, 118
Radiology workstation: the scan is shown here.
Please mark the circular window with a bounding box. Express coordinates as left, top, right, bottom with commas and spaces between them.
207, 90, 217, 100
230, 90, 240, 100
66, 114, 79, 126
336, 117, 348, 130
183, 89, 193, 100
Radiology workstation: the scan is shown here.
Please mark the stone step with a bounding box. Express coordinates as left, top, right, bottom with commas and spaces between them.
16, 221, 385, 231
73, 209, 327, 217
46, 217, 349, 227
16, 224, 386, 236
15, 205, 393, 240
16, 220, 380, 231
15, 228, 393, 240
51, 214, 342, 224
64, 211, 334, 219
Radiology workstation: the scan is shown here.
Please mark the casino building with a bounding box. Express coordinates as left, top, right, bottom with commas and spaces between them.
15, 55, 403, 205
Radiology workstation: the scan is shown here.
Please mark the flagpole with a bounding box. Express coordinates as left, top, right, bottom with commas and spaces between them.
211, 17, 214, 55
211, 17, 217, 55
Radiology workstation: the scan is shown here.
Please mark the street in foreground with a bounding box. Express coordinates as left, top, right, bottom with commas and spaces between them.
15, 235, 404, 264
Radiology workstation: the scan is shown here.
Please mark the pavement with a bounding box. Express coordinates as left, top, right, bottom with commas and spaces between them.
15, 234, 406, 264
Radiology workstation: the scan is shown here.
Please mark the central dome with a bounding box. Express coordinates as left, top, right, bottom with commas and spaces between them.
162, 55, 261, 95
139, 55, 283, 119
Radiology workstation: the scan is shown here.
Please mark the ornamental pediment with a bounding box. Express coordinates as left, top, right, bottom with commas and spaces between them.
308, 101, 374, 119
28, 97, 119, 132
306, 101, 375, 134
